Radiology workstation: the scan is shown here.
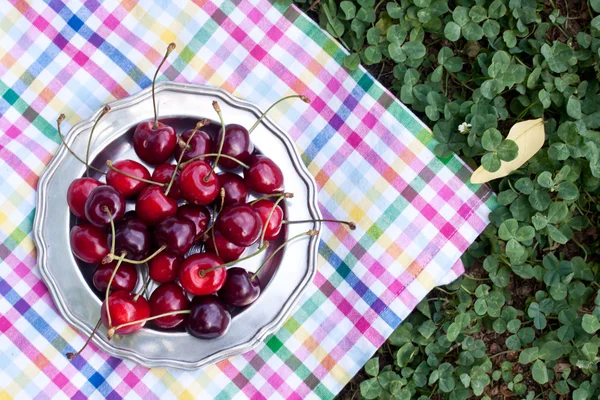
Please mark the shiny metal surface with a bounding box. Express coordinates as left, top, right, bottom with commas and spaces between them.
32, 83, 322, 369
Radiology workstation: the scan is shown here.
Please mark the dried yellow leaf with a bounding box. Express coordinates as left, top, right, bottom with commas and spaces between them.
471, 118, 545, 184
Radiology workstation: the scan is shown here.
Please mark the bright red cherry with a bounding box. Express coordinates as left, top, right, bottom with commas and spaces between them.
152, 164, 180, 199
217, 172, 248, 206
149, 283, 190, 329
179, 160, 220, 205
70, 224, 110, 264
218, 267, 261, 307
252, 199, 284, 240
244, 155, 284, 194
101, 291, 150, 335
177, 204, 211, 242
216, 124, 253, 170
178, 253, 227, 296
106, 159, 151, 198
186, 296, 231, 339
133, 122, 177, 165
108, 215, 151, 261
204, 230, 245, 262
174, 128, 213, 162
154, 216, 196, 256
67, 178, 102, 219
93, 261, 138, 292
148, 252, 182, 283
216, 204, 263, 247
84, 185, 125, 227
135, 185, 177, 226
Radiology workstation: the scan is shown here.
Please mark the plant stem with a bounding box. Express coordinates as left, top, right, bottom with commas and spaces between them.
107, 310, 191, 339
259, 195, 287, 246
108, 245, 167, 265
57, 115, 106, 175
166, 119, 208, 196
85, 105, 111, 177
199, 242, 269, 277
249, 95, 310, 134
179, 154, 249, 170
66, 319, 102, 359
104, 207, 115, 255
105, 255, 126, 328
152, 43, 176, 129
250, 192, 293, 205
205, 101, 225, 182
282, 219, 356, 230
106, 160, 164, 186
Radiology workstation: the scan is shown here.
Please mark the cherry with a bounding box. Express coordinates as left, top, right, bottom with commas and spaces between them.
216, 204, 263, 247
179, 160, 220, 205
135, 185, 178, 226
252, 199, 284, 241
244, 155, 284, 194
70, 224, 110, 264
93, 261, 138, 292
101, 291, 150, 336
218, 267, 261, 307
215, 124, 253, 170
186, 296, 231, 339
177, 204, 211, 242
204, 230, 246, 262
133, 44, 177, 165
67, 177, 102, 219
84, 185, 125, 227
178, 253, 227, 296
106, 159, 151, 198
148, 252, 182, 283
174, 128, 213, 163
152, 164, 180, 199
149, 283, 190, 329
108, 215, 150, 261
217, 172, 248, 206
154, 216, 196, 256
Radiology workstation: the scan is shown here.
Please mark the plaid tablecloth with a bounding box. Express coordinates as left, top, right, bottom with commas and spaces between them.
0, 0, 496, 398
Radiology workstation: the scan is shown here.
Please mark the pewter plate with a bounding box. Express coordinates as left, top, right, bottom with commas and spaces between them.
32, 82, 321, 370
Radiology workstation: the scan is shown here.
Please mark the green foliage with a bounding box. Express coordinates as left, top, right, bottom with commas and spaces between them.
286, 0, 600, 398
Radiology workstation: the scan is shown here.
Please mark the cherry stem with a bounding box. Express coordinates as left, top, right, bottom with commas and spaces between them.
179, 154, 249, 170
282, 219, 356, 230
103, 206, 116, 255
199, 242, 270, 277
251, 230, 318, 280
105, 254, 126, 329
57, 115, 106, 175
107, 310, 191, 339
259, 195, 287, 247
248, 95, 310, 134
85, 105, 111, 178
165, 119, 209, 196
204, 101, 225, 182
105, 160, 165, 186
107, 245, 167, 265
133, 272, 151, 302
249, 192, 293, 205
152, 43, 176, 129
66, 318, 102, 360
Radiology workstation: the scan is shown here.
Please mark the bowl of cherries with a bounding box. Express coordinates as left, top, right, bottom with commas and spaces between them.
33, 43, 354, 369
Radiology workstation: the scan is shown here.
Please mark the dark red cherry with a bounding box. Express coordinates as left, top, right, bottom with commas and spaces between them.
252, 199, 284, 240
149, 283, 190, 329
101, 291, 150, 335
151, 164, 180, 199
135, 185, 177, 226
93, 261, 138, 293
106, 159, 151, 198
154, 216, 195, 256
244, 155, 284, 194
178, 253, 226, 296
108, 215, 150, 261
174, 128, 213, 162
132, 121, 177, 165
148, 252, 182, 283
70, 224, 110, 264
218, 267, 261, 307
84, 185, 125, 227
217, 172, 248, 206
216, 204, 263, 247
177, 204, 211, 242
186, 296, 231, 339
179, 160, 220, 205
216, 124, 253, 170
67, 177, 102, 219
205, 230, 246, 262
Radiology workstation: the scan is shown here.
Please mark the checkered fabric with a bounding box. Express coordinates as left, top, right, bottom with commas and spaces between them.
0, 0, 496, 398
